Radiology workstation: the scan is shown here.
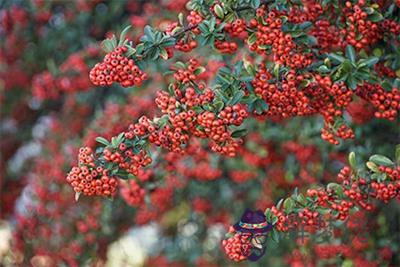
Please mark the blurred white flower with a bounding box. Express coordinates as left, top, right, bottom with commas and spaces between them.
105, 224, 160, 267
0, 221, 11, 260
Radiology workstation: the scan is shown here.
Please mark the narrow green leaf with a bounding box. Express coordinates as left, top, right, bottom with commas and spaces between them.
231, 129, 248, 138
369, 154, 394, 167
358, 57, 379, 68
214, 4, 224, 19
346, 45, 357, 63
118, 25, 131, 47
327, 53, 346, 63
96, 137, 110, 146
101, 39, 115, 53
348, 151, 356, 170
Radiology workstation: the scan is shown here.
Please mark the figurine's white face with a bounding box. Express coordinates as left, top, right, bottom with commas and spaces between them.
250, 234, 267, 249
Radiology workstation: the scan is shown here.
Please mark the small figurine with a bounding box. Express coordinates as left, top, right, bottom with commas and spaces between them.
233, 208, 274, 261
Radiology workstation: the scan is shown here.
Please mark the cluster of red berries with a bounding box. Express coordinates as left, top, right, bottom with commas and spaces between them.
32, 50, 95, 100
230, 170, 257, 183
32, 71, 59, 100
135, 207, 158, 225
214, 39, 238, 54
298, 208, 322, 226
310, 20, 342, 52
195, 105, 247, 157
314, 244, 352, 259
224, 19, 246, 38
248, 10, 313, 69
270, 206, 289, 232
283, 141, 318, 164
150, 186, 174, 211
172, 58, 200, 83
120, 180, 145, 207
155, 91, 178, 114
175, 141, 222, 180
346, 99, 375, 124
357, 84, 400, 121
75, 214, 100, 244
321, 123, 355, 145
342, 1, 381, 50
191, 197, 212, 213
66, 147, 118, 197
151, 124, 190, 153
222, 230, 251, 262
89, 46, 147, 87
251, 67, 312, 118
287, 1, 323, 23
374, 63, 397, 79
380, 19, 400, 36
371, 182, 400, 203
187, 11, 203, 34
175, 39, 198, 52
66, 166, 118, 196
330, 200, 354, 220
378, 166, 400, 180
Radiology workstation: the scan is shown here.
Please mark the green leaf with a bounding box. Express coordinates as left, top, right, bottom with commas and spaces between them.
346, 45, 357, 63
178, 13, 184, 26
348, 151, 356, 170
265, 208, 272, 221
159, 48, 168, 60
231, 129, 248, 138
368, 11, 384, 22
194, 66, 206, 76
214, 4, 224, 19
227, 90, 245, 105
283, 198, 295, 213
347, 75, 358, 90
327, 183, 344, 197
118, 25, 131, 47
247, 33, 257, 46
96, 137, 110, 146
366, 161, 379, 172
254, 99, 269, 114
317, 65, 330, 73
276, 199, 284, 210
271, 228, 280, 242
358, 57, 379, 68
101, 39, 115, 53
316, 207, 330, 215
251, 0, 261, 8
273, 64, 280, 78
214, 101, 224, 112
327, 53, 346, 63
369, 154, 394, 167
125, 45, 136, 57
394, 79, 400, 89
396, 144, 400, 165
297, 194, 306, 205
143, 25, 154, 42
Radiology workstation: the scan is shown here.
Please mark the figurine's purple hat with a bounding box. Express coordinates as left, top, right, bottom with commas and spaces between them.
233, 209, 274, 234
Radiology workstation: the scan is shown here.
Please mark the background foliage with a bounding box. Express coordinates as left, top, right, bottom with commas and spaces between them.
1, 0, 399, 266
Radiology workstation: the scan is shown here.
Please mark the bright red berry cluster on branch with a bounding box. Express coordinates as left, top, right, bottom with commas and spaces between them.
90, 46, 147, 87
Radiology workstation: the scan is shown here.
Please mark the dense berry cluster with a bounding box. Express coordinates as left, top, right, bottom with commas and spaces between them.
120, 180, 145, 207
342, 2, 381, 50
222, 231, 251, 262
32, 49, 97, 100
89, 46, 147, 87
248, 10, 313, 69
357, 84, 400, 121
66, 147, 118, 197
